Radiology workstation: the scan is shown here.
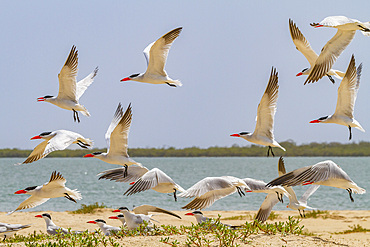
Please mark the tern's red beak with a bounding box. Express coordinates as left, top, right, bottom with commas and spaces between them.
296, 72, 303, 77
185, 213, 194, 216
309, 120, 320, 123
37, 97, 45, 102
230, 134, 240, 137
109, 216, 119, 219
112, 209, 120, 213
35, 215, 43, 218
30, 135, 42, 140
314, 24, 323, 28
83, 154, 94, 158
87, 221, 96, 224
120, 77, 130, 82
129, 182, 135, 185
14, 190, 27, 194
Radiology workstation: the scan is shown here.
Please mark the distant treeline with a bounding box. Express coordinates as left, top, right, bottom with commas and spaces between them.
1, 141, 370, 158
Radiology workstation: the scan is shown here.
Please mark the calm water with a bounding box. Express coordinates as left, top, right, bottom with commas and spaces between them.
0, 157, 369, 213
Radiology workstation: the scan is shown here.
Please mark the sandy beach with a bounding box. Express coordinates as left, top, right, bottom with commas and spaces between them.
1, 209, 369, 246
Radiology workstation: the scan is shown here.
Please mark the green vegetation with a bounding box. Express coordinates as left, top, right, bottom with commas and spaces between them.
302, 210, 329, 219
4, 141, 370, 157
70, 202, 107, 214
4, 217, 305, 247
335, 224, 370, 234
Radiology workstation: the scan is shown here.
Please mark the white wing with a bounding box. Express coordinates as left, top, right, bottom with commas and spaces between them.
145, 27, 182, 76
76, 67, 98, 100
299, 185, 320, 205
42, 171, 67, 190
179, 177, 236, 198
9, 196, 50, 214
253, 67, 279, 140
133, 205, 181, 219
334, 55, 361, 118
124, 168, 177, 195
57, 46, 78, 101
254, 193, 280, 223
277, 157, 299, 203
289, 19, 318, 66
106, 103, 132, 156
305, 30, 356, 84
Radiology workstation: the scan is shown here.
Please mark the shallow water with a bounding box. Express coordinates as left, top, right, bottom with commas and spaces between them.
0, 157, 368, 213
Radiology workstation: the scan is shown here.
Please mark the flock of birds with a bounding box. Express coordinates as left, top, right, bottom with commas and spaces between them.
1, 16, 368, 238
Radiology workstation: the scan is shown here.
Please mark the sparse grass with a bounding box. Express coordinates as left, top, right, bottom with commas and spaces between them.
69, 202, 107, 214
3, 216, 308, 247
268, 211, 280, 220
302, 210, 329, 219
335, 224, 370, 234
222, 214, 252, 221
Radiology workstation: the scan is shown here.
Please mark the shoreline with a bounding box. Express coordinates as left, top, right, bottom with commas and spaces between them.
1, 209, 369, 246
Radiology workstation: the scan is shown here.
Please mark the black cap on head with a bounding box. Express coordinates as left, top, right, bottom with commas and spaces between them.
42, 213, 52, 220
192, 211, 203, 215
39, 132, 52, 137
239, 132, 250, 135
43, 95, 54, 99
129, 73, 140, 78
95, 219, 106, 224
25, 186, 37, 191
118, 207, 129, 211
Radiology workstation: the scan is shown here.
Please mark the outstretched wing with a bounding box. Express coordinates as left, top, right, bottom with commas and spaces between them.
76, 67, 98, 100
57, 46, 78, 101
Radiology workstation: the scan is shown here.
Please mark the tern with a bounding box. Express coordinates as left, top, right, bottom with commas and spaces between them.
35, 213, 82, 235
113, 205, 181, 230
267, 160, 366, 202
37, 45, 98, 122
83, 103, 142, 177
87, 219, 120, 236
230, 67, 285, 157
185, 211, 237, 228
278, 157, 319, 217
123, 168, 185, 201
10, 171, 82, 214
120, 27, 182, 87
0, 222, 31, 240
289, 19, 345, 84
305, 16, 370, 84
17, 130, 93, 165
179, 176, 249, 210
309, 55, 364, 140
108, 214, 126, 227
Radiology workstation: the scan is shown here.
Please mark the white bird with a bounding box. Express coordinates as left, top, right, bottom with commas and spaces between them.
305, 16, 370, 84
83, 103, 142, 177
230, 67, 285, 157
9, 171, 82, 214
179, 176, 249, 210
123, 168, 185, 201
112, 205, 181, 230
98, 164, 149, 183
87, 219, 120, 236
278, 157, 319, 217
185, 211, 236, 228
0, 222, 31, 240
17, 130, 93, 165
35, 213, 82, 235
120, 27, 182, 87
267, 160, 366, 202
309, 55, 364, 140
289, 19, 345, 84
37, 45, 98, 122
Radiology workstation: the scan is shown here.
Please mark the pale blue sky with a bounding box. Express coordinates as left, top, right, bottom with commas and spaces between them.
1, 1, 370, 149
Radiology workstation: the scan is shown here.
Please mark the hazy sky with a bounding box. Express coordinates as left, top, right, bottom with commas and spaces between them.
1, 1, 370, 150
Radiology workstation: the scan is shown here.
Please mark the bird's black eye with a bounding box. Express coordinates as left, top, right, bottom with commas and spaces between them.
239, 132, 250, 135
318, 116, 328, 120
43, 95, 54, 99
25, 186, 37, 191
129, 73, 140, 78
39, 132, 52, 137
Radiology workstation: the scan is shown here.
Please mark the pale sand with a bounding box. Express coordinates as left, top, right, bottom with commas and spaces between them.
1, 209, 369, 246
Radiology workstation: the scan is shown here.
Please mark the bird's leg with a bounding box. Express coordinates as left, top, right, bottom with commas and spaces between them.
76, 111, 80, 123
326, 74, 335, 84
303, 210, 306, 217
298, 210, 303, 218
166, 82, 177, 87
78, 140, 90, 147
348, 126, 352, 140
123, 164, 128, 178
276, 191, 283, 203
237, 187, 245, 197
76, 142, 88, 149
73, 110, 77, 122
267, 147, 270, 157
64, 193, 77, 203
173, 189, 177, 202
347, 188, 354, 202
267, 146, 275, 157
